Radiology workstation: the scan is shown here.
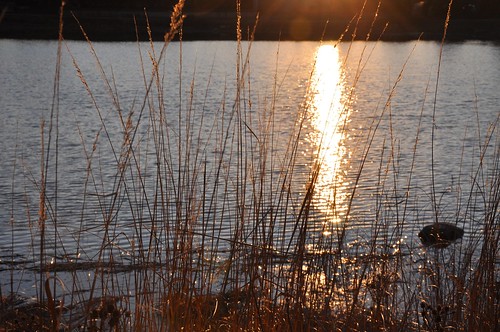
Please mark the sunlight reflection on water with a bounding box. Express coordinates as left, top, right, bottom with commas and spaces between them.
308, 44, 351, 228
1, 40, 499, 301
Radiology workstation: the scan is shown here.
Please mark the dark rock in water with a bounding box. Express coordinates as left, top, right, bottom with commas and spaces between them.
418, 222, 464, 248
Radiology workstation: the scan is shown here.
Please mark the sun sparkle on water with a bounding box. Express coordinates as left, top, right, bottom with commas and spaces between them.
308, 44, 351, 227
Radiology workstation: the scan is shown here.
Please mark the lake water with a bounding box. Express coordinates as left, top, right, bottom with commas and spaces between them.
1, 39, 499, 297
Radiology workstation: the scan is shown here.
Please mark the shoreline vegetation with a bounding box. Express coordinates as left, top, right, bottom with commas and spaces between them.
1, 8, 500, 41
1, 0, 499, 331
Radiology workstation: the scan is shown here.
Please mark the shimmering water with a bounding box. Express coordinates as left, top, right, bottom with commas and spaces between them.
1, 39, 499, 296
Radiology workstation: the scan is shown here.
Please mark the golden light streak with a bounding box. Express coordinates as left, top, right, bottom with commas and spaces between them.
309, 44, 350, 227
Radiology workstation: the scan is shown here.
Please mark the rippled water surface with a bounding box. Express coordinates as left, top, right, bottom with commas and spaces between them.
1, 39, 499, 295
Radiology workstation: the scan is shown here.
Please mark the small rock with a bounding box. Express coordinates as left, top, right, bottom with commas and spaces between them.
418, 222, 464, 248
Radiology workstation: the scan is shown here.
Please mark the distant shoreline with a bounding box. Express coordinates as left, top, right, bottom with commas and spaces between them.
1, 10, 500, 42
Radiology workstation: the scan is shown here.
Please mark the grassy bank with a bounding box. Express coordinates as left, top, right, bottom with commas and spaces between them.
1, 5, 500, 41
1, 1, 499, 331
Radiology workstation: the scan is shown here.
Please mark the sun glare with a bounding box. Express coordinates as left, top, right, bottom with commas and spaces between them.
308, 44, 350, 226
